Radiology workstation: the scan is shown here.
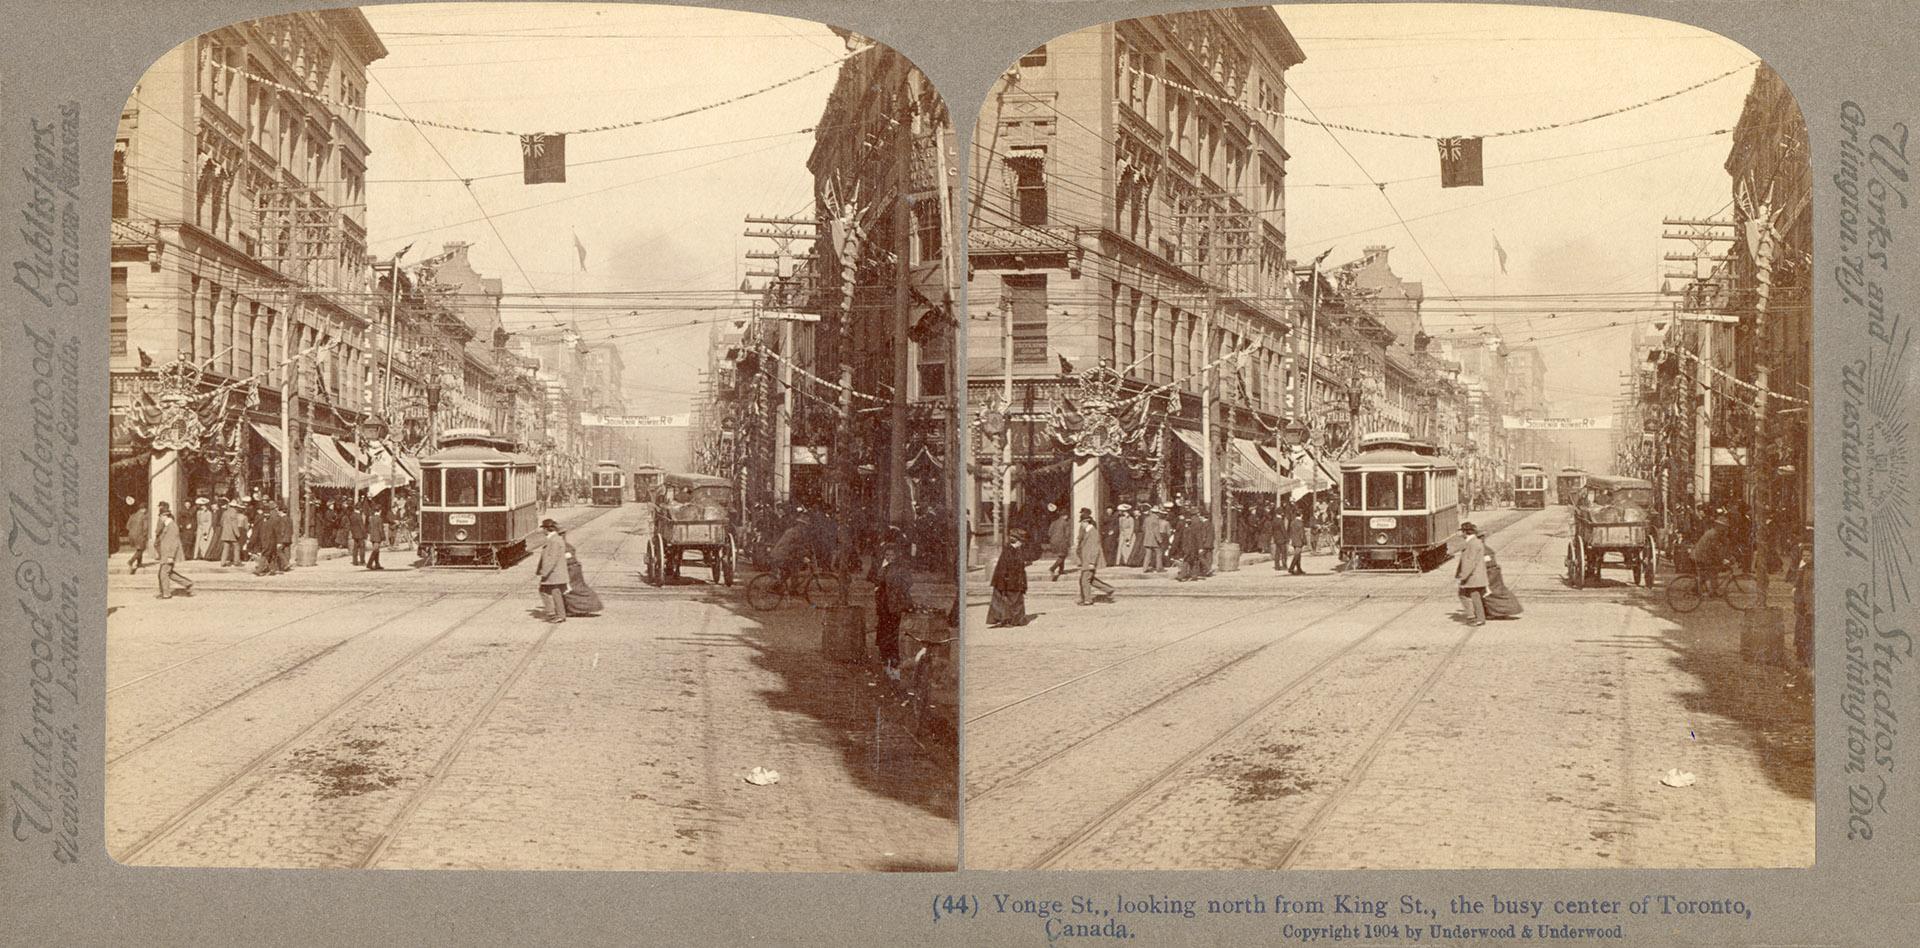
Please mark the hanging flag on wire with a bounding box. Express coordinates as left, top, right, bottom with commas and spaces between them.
1438, 136, 1483, 188
1493, 233, 1509, 273
573, 231, 588, 271
521, 133, 566, 184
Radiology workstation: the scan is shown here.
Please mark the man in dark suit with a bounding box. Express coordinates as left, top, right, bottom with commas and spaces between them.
1071, 508, 1115, 605
364, 504, 385, 571
348, 501, 368, 566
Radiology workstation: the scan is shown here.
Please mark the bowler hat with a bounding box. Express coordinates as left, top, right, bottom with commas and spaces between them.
541, 518, 559, 530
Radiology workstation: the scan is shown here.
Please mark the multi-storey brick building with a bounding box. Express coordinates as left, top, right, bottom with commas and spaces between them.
965, 10, 1308, 535
110, 10, 386, 541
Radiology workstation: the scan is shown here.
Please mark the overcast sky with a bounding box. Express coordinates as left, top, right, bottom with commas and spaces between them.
356, 3, 1772, 423
359, 3, 847, 415
1274, 3, 1763, 417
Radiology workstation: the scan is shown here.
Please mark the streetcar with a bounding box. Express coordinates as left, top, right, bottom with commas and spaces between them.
1338, 432, 1462, 571
1555, 467, 1587, 506
644, 472, 739, 586
589, 460, 626, 507
631, 464, 665, 504
1566, 474, 1658, 588
1513, 463, 1549, 509
417, 429, 541, 568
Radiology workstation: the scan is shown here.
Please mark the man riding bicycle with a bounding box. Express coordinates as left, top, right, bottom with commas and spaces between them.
768, 513, 813, 594
1691, 514, 1732, 596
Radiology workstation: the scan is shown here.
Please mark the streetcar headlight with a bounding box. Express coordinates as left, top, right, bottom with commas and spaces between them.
1375, 532, 1389, 545
455, 529, 469, 541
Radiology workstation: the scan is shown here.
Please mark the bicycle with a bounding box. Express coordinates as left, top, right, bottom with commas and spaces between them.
744, 556, 845, 611
898, 622, 956, 734
1664, 559, 1759, 613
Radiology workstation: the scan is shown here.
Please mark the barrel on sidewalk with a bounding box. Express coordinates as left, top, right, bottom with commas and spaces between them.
820, 605, 866, 662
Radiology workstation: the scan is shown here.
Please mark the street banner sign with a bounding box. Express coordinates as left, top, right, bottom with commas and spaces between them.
1502, 415, 1613, 429
580, 413, 690, 428
759, 309, 820, 322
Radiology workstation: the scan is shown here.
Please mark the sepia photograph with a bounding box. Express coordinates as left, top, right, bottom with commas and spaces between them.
963, 3, 1813, 870
103, 2, 958, 871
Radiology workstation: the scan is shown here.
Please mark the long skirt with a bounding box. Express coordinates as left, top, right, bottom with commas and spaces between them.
564, 558, 604, 616
1116, 530, 1138, 567
987, 588, 1028, 626
1484, 563, 1523, 617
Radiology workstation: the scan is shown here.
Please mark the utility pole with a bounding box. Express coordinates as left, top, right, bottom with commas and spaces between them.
889, 71, 913, 527
999, 297, 1014, 554
743, 214, 819, 505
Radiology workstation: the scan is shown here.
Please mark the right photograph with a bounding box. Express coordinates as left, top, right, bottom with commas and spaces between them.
962, 4, 1812, 870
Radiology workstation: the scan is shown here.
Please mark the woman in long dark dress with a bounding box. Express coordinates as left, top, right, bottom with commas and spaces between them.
987, 531, 1032, 627
561, 533, 604, 616
1482, 547, 1523, 619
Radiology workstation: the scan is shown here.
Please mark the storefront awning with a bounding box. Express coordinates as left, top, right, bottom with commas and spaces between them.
334, 438, 366, 467
250, 421, 287, 456
1286, 446, 1340, 494
1231, 438, 1300, 494
305, 433, 373, 489
396, 454, 423, 482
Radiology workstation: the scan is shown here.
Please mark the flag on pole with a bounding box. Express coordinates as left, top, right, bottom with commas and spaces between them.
573, 231, 587, 271
1438, 136, 1483, 188
1493, 233, 1508, 273
521, 133, 566, 184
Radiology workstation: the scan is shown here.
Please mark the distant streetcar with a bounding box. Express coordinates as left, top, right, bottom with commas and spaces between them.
1555, 467, 1587, 505
417, 429, 541, 568
631, 464, 665, 505
1513, 463, 1549, 509
589, 460, 626, 507
1339, 432, 1462, 571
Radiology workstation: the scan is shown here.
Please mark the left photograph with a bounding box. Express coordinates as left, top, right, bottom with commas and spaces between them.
106, 3, 959, 871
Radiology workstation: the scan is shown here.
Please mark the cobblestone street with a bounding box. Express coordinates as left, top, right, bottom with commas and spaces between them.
963, 506, 1812, 870
106, 504, 955, 871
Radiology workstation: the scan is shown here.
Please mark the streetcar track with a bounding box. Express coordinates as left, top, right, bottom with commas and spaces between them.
1270, 515, 1568, 868
106, 591, 384, 695
355, 616, 566, 868
968, 593, 1373, 804
965, 592, 1316, 724
1023, 595, 1437, 870
967, 507, 1539, 730
111, 591, 521, 866
106, 593, 453, 767
988, 508, 1553, 868
1272, 621, 1485, 869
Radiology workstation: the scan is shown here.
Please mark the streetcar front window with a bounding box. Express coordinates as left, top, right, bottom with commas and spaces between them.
446, 469, 479, 507
483, 468, 506, 507
423, 469, 442, 507
1343, 472, 1362, 510
1402, 472, 1427, 511
1365, 472, 1398, 511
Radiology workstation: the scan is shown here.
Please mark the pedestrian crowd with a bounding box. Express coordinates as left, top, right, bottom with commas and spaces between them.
121, 490, 408, 600
986, 493, 1327, 623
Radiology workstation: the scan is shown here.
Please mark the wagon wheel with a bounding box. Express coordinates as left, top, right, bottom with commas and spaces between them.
721, 535, 737, 587
1567, 539, 1586, 588
644, 533, 664, 586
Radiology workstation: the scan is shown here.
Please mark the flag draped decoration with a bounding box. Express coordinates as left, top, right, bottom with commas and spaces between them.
1438, 136, 1483, 188
522, 133, 566, 184
573, 231, 588, 270
1494, 233, 1509, 273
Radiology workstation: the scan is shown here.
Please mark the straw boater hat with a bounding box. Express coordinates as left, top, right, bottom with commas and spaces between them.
1118, 503, 1132, 512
